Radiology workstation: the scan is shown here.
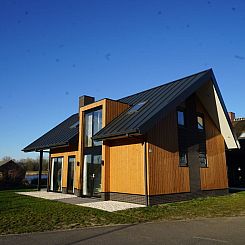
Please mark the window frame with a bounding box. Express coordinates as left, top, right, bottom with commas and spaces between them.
84, 106, 102, 148
179, 151, 188, 167
177, 108, 186, 127
197, 113, 205, 131
199, 152, 208, 168
127, 101, 147, 114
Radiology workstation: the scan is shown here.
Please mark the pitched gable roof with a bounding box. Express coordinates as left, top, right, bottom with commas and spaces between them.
93, 69, 210, 140
93, 69, 239, 149
22, 113, 79, 152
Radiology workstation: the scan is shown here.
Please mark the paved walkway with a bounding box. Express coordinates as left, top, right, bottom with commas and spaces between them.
16, 191, 145, 212
1, 216, 245, 244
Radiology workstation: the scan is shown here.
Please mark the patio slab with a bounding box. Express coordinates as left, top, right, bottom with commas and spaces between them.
16, 191, 145, 212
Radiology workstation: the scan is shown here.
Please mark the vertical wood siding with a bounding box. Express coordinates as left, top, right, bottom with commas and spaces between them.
102, 100, 129, 193
196, 99, 228, 190
108, 141, 145, 195
147, 111, 190, 195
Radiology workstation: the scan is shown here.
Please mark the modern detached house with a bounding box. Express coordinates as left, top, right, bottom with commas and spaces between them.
23, 69, 239, 205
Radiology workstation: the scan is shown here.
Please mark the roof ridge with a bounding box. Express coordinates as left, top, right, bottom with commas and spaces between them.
118, 69, 211, 102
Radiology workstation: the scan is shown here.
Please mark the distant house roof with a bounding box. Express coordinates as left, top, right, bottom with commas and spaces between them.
93, 69, 238, 149
233, 119, 245, 139
0, 160, 17, 167
22, 114, 79, 152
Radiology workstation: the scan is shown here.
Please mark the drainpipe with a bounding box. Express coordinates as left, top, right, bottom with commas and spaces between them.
144, 141, 149, 206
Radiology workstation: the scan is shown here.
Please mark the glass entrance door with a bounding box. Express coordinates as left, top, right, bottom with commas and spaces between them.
83, 154, 102, 197
67, 156, 75, 194
50, 157, 63, 192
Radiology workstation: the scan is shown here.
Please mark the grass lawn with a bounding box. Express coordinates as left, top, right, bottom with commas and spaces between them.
1, 190, 245, 235
0, 190, 137, 235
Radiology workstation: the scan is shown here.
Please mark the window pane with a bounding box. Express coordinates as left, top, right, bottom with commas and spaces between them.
128, 101, 146, 114
85, 112, 93, 147
179, 152, 188, 166
177, 111, 185, 126
52, 157, 62, 192
197, 116, 204, 130
93, 109, 102, 146
199, 153, 207, 167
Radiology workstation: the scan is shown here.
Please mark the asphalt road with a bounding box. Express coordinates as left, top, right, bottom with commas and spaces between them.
1, 217, 245, 245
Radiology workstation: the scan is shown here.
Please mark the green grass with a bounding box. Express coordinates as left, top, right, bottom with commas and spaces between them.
118, 192, 245, 221
0, 190, 137, 235
1, 190, 245, 235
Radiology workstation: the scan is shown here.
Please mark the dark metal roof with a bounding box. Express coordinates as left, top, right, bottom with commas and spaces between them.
93, 69, 212, 140
0, 160, 16, 167
22, 114, 79, 152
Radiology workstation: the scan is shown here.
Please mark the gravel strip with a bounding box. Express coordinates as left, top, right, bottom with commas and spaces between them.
16, 191, 75, 200
77, 200, 145, 212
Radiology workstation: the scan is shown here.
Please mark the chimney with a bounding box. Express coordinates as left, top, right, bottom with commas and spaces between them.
79, 95, 95, 108
228, 112, 235, 122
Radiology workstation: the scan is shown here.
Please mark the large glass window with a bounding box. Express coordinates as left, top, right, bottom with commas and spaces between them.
67, 156, 75, 194
83, 154, 102, 197
84, 108, 102, 147
50, 157, 63, 192
93, 109, 102, 146
85, 112, 93, 147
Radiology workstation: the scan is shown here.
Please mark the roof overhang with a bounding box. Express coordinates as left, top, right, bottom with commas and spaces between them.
93, 129, 140, 141
196, 76, 239, 149
22, 143, 69, 152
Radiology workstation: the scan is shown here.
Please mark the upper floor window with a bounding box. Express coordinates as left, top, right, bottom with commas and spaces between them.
84, 108, 102, 147
177, 110, 185, 126
197, 115, 204, 130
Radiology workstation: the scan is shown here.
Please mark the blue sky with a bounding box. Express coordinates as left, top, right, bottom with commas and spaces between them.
0, 0, 244, 160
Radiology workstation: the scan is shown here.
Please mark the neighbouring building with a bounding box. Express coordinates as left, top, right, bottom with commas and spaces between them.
0, 160, 26, 186
23, 69, 239, 205
226, 115, 245, 188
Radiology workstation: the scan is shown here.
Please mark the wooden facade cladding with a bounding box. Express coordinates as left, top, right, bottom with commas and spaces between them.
196, 99, 228, 190
77, 99, 129, 193
146, 94, 228, 196
147, 111, 190, 195
107, 139, 145, 195
50, 146, 79, 189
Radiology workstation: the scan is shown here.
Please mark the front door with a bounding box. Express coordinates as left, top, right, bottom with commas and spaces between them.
50, 157, 63, 192
67, 156, 75, 194
83, 154, 102, 197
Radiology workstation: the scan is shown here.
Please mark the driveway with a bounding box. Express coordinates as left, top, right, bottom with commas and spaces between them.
1, 216, 245, 244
